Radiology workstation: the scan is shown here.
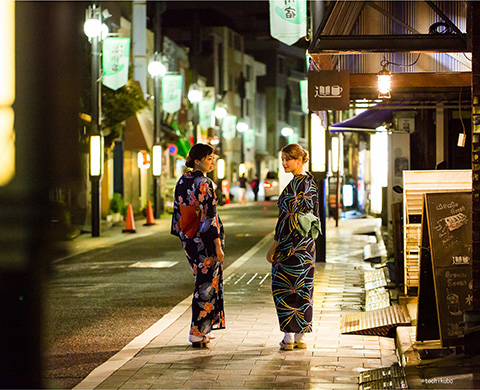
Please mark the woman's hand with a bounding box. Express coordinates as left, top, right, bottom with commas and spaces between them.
266, 240, 279, 263
214, 238, 224, 262
216, 246, 224, 262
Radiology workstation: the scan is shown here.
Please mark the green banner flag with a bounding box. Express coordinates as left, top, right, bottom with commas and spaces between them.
199, 100, 214, 130
176, 137, 191, 158
102, 37, 130, 91
222, 115, 237, 141
162, 74, 183, 114
300, 79, 308, 114
269, 0, 306, 46
244, 128, 256, 149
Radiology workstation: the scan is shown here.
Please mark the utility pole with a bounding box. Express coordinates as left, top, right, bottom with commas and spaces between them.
152, 1, 165, 218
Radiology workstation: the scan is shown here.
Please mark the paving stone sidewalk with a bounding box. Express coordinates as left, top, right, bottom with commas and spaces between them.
88, 219, 398, 390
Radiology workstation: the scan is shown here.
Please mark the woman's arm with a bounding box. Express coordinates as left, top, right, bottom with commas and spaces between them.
266, 240, 279, 263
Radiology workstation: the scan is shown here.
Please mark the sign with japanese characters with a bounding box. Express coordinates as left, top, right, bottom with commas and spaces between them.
417, 192, 473, 347
244, 128, 256, 149
198, 100, 214, 130
269, 0, 307, 46
102, 38, 130, 91
222, 115, 237, 141
308, 69, 350, 111
162, 74, 183, 114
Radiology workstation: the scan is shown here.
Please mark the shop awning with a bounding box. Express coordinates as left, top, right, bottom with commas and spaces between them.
329, 108, 394, 132
124, 108, 153, 150
124, 107, 182, 150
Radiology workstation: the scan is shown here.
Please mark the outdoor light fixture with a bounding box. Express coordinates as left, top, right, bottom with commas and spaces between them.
377, 61, 392, 99
152, 145, 162, 176
281, 126, 294, 137
84, 7, 102, 39
100, 23, 109, 40
148, 55, 167, 78
236, 120, 248, 133
217, 158, 225, 179
310, 114, 326, 173
187, 83, 203, 104
89, 135, 103, 177
214, 105, 228, 120
331, 137, 339, 173
239, 163, 246, 176
0, 0, 15, 186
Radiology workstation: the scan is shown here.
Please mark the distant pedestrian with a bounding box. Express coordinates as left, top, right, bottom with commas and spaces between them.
238, 174, 248, 205
250, 175, 260, 201
171, 143, 225, 348
266, 144, 320, 351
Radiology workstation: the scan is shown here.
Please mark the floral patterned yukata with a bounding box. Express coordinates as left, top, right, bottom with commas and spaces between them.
171, 170, 226, 337
272, 172, 319, 334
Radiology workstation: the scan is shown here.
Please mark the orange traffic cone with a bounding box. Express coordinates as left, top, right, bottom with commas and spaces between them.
122, 204, 136, 233
144, 200, 156, 226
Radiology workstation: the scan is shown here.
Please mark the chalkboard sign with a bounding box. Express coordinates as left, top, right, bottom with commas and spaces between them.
417, 192, 473, 347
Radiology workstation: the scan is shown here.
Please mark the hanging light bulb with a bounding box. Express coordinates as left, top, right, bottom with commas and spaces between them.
377, 62, 392, 99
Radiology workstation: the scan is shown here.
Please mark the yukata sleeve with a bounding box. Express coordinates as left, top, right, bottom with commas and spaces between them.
196, 178, 221, 242
274, 177, 306, 243
170, 186, 182, 237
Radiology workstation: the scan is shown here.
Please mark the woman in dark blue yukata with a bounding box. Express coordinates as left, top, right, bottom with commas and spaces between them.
266, 144, 320, 351
171, 143, 225, 348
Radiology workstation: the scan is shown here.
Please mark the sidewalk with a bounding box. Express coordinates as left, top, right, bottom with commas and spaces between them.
73, 218, 398, 390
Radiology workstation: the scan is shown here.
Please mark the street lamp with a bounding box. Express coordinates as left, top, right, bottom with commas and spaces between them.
149, 52, 167, 218
188, 83, 203, 144
85, 4, 103, 237
281, 126, 294, 138
214, 105, 228, 120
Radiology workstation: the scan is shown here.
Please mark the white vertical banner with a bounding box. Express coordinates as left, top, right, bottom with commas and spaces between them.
162, 74, 183, 114
102, 38, 130, 90
269, 0, 307, 46
198, 100, 215, 130
222, 115, 237, 141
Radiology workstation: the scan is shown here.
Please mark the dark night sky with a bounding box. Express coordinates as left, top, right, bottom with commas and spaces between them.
152, 1, 273, 42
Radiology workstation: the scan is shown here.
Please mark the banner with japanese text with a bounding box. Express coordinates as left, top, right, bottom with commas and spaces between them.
162, 74, 183, 114
199, 100, 214, 130
102, 37, 130, 91
269, 0, 307, 46
244, 129, 256, 149
222, 115, 237, 140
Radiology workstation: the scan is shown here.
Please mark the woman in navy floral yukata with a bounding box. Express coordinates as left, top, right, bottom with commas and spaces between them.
171, 144, 225, 348
266, 144, 319, 351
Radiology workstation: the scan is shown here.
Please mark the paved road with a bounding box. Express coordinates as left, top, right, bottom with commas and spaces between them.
44, 202, 278, 389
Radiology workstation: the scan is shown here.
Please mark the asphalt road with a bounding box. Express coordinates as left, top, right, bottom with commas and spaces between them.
44, 202, 278, 389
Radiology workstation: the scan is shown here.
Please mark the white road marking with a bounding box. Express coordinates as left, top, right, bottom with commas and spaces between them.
129, 261, 178, 268
246, 273, 258, 285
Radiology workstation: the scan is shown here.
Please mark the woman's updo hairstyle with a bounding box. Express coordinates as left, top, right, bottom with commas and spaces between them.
185, 143, 214, 168
281, 143, 309, 164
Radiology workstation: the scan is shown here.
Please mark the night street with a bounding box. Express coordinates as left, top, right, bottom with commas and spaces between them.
3, 2, 480, 389
44, 202, 278, 389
